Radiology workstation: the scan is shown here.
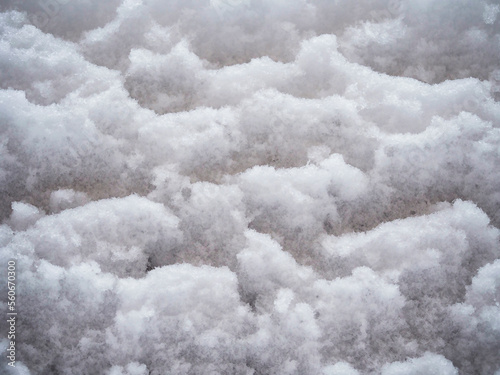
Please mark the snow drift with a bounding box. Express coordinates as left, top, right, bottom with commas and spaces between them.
0, 0, 499, 374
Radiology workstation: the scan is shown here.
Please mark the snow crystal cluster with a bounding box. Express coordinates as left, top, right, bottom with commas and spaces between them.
0, 0, 499, 374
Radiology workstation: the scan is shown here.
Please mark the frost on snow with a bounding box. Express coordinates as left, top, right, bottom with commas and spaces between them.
0, 0, 499, 374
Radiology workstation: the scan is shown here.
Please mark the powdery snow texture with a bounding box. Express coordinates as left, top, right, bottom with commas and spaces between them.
0, 0, 499, 374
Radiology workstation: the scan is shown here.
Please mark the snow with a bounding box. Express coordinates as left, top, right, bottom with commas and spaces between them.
0, 0, 499, 374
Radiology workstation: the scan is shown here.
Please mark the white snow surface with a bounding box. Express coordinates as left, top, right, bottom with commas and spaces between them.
0, 0, 499, 374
